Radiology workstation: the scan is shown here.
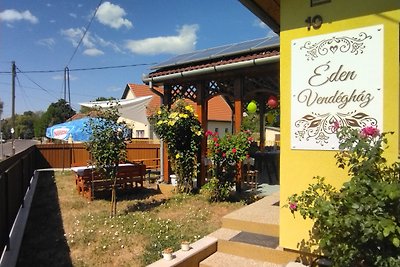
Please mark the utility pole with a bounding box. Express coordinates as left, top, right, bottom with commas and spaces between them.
11, 61, 16, 156
64, 67, 71, 105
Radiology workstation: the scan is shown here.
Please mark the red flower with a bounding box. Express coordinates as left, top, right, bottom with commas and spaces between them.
222, 153, 226, 158
215, 143, 220, 147
205, 130, 213, 137
232, 148, 237, 153
289, 202, 297, 211
360, 126, 380, 138
213, 137, 218, 142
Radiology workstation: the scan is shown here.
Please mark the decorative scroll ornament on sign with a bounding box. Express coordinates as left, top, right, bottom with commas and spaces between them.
300, 32, 373, 61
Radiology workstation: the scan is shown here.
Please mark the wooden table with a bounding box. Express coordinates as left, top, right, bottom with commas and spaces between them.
71, 163, 146, 200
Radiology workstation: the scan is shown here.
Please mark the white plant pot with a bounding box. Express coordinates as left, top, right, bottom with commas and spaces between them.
181, 243, 190, 251
162, 252, 173, 261
170, 174, 178, 186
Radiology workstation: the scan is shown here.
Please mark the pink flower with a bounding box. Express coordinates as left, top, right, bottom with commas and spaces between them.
360, 126, 380, 138
332, 120, 340, 132
222, 153, 226, 158
232, 148, 237, 153
215, 143, 220, 147
289, 202, 297, 211
205, 130, 213, 137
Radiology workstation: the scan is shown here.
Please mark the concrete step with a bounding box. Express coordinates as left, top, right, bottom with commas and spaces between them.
221, 193, 280, 236
208, 228, 300, 265
199, 252, 285, 267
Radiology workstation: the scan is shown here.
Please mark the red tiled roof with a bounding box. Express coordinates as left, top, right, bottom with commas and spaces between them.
124, 83, 231, 122
148, 49, 279, 78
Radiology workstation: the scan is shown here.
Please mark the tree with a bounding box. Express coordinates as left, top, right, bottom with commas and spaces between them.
85, 103, 127, 217
15, 111, 41, 139
37, 99, 76, 137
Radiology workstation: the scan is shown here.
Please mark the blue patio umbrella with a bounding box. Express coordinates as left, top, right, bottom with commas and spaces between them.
46, 117, 94, 142
46, 117, 130, 142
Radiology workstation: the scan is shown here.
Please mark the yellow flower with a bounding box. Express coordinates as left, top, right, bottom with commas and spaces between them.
157, 110, 161, 115
169, 112, 178, 119
185, 105, 194, 113
168, 120, 175, 126
175, 154, 180, 159
157, 120, 163, 125
196, 130, 202, 136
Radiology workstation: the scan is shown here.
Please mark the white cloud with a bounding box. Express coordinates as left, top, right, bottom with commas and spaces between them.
96, 1, 132, 29
50, 19, 56, 23
0, 9, 38, 24
69, 13, 77, 18
37, 38, 55, 49
60, 27, 95, 48
61, 27, 122, 56
125, 24, 198, 55
83, 48, 104, 56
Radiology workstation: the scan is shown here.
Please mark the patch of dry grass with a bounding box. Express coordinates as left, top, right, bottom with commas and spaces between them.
17, 171, 245, 267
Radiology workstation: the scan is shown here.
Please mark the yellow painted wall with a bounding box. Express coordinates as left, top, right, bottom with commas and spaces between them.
279, 0, 400, 251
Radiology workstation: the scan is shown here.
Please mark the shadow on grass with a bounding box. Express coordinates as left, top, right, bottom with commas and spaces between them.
16, 171, 72, 267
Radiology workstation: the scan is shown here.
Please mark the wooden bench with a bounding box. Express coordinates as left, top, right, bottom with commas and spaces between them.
75, 163, 146, 200
135, 158, 161, 183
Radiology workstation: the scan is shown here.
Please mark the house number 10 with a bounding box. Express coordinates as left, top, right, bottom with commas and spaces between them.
305, 15, 323, 30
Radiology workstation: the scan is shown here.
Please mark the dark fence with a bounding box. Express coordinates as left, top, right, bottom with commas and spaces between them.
0, 146, 37, 256
0, 141, 160, 258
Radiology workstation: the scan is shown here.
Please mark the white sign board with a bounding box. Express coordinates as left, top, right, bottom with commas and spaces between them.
291, 25, 383, 150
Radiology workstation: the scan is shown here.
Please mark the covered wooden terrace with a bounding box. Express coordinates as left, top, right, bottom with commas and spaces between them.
142, 36, 281, 190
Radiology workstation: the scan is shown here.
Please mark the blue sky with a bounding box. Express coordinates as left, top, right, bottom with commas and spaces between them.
0, 0, 274, 118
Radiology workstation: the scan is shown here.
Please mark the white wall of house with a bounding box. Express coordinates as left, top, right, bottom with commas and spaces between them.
207, 121, 232, 136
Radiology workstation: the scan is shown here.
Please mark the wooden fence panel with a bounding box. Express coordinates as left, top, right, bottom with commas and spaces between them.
6, 161, 23, 229
0, 173, 8, 254
0, 146, 38, 254
36, 142, 160, 168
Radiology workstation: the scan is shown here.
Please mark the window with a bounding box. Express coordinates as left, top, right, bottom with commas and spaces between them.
136, 130, 145, 138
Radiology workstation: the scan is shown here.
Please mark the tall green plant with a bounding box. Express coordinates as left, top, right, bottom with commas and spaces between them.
148, 99, 203, 193
286, 126, 400, 266
203, 130, 252, 201
85, 103, 127, 217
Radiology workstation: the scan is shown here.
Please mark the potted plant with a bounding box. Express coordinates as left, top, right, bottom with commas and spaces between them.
162, 247, 174, 260
181, 240, 190, 251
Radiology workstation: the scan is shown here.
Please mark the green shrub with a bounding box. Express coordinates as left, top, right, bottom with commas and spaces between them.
201, 177, 232, 202
286, 126, 400, 266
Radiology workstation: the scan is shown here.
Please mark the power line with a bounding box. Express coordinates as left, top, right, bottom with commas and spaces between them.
0, 62, 157, 74
66, 0, 103, 67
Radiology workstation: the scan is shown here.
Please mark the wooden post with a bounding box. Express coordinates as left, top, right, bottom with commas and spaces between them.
162, 85, 171, 183
196, 82, 208, 188
258, 94, 266, 151
233, 78, 243, 192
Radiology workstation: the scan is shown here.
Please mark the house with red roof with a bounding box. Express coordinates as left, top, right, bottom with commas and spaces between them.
121, 83, 233, 138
